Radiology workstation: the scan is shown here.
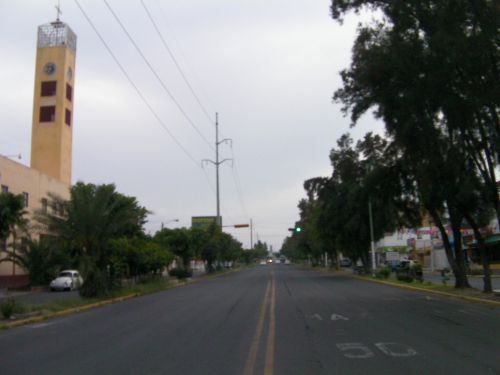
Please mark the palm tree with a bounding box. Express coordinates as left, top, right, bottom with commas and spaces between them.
37, 182, 149, 296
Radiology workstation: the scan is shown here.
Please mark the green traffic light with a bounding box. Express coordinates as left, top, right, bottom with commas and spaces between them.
295, 227, 302, 232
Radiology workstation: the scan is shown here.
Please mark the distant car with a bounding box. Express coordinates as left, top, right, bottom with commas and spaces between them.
50, 270, 83, 291
396, 260, 419, 271
259, 260, 267, 265
339, 258, 352, 267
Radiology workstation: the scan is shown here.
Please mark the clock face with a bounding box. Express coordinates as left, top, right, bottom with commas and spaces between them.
44, 62, 56, 76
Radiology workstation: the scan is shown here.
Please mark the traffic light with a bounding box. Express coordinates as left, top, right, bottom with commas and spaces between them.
288, 225, 303, 233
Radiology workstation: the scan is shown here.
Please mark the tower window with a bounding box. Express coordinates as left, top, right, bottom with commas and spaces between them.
40, 106, 56, 122
66, 83, 73, 102
65, 108, 71, 126
41, 81, 57, 96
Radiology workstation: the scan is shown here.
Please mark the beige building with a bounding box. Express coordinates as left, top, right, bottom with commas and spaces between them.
0, 157, 70, 282
0, 18, 76, 287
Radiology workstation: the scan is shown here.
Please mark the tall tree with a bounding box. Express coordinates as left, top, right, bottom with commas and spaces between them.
154, 228, 193, 270
330, 0, 498, 288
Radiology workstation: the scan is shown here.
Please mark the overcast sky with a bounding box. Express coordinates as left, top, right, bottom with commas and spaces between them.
0, 0, 382, 251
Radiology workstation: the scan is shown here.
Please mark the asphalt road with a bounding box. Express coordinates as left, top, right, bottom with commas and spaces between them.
0, 265, 498, 375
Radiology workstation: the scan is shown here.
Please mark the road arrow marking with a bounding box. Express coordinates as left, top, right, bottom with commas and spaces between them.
308, 313, 323, 321
331, 313, 349, 321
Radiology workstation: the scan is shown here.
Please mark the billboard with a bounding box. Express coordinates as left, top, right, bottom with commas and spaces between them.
191, 216, 222, 230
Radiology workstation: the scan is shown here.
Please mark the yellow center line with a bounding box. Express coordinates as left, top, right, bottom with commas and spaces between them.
243, 278, 271, 375
264, 276, 276, 375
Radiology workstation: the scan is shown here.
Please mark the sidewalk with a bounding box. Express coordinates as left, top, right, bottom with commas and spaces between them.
422, 270, 500, 291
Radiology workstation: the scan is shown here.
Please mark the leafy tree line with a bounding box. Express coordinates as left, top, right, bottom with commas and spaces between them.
0, 182, 247, 297
283, 0, 498, 292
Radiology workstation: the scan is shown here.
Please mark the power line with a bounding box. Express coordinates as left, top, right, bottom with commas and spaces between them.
140, 0, 214, 125
74, 0, 200, 166
201, 166, 237, 225
102, 0, 214, 150
153, 0, 218, 118
144, 0, 250, 223
230, 147, 250, 219
75, 1, 238, 227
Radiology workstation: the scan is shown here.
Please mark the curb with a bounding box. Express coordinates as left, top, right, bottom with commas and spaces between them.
351, 274, 500, 307
0, 267, 247, 330
2, 293, 140, 330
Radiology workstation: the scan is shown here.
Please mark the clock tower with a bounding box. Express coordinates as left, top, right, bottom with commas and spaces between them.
30, 18, 77, 185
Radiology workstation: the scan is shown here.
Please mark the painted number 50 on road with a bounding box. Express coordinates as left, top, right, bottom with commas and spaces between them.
336, 342, 418, 359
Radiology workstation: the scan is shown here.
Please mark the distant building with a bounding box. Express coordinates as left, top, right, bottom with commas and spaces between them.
0, 18, 77, 287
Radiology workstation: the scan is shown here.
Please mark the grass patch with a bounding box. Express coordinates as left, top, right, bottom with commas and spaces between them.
0, 278, 176, 328
369, 275, 455, 291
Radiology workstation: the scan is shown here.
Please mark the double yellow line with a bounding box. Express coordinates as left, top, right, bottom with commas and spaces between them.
243, 272, 276, 375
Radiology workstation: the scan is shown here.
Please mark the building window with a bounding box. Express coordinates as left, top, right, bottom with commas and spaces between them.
41, 198, 48, 214
57, 202, 64, 216
0, 239, 6, 252
66, 83, 73, 102
65, 108, 71, 126
1, 185, 8, 193
40, 106, 56, 122
51, 202, 64, 216
22, 192, 29, 208
41, 81, 57, 96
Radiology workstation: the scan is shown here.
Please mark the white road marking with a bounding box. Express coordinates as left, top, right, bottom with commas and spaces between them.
374, 342, 418, 357
309, 313, 323, 321
331, 313, 349, 321
337, 343, 375, 359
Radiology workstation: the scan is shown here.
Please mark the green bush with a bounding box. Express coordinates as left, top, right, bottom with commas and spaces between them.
79, 269, 110, 298
376, 267, 391, 279
396, 270, 414, 282
168, 268, 192, 279
1, 298, 25, 319
410, 264, 423, 282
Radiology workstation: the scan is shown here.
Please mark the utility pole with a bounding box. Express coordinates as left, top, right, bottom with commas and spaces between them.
202, 113, 232, 226
250, 218, 254, 249
368, 197, 376, 275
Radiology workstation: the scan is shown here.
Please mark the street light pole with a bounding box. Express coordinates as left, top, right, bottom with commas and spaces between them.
161, 219, 179, 231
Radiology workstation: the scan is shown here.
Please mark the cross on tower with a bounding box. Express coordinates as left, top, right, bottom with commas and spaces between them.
55, 1, 62, 21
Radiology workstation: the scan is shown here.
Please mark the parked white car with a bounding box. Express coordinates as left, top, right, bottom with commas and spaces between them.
50, 270, 83, 291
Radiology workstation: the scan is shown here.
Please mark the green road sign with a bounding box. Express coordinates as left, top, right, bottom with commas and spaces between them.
191, 216, 222, 230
